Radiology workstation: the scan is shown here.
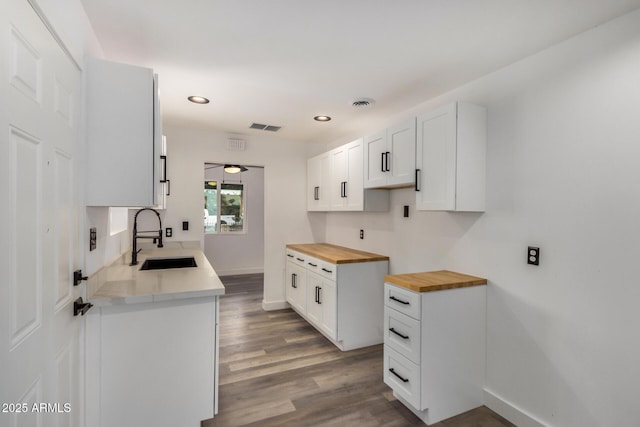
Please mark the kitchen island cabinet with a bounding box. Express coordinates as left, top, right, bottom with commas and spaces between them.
85, 245, 225, 427
285, 244, 389, 350
383, 270, 487, 425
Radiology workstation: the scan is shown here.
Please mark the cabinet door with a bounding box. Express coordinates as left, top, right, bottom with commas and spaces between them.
319, 279, 337, 339
307, 155, 321, 211
306, 272, 324, 326
86, 58, 159, 207
329, 146, 348, 210
285, 261, 307, 313
364, 130, 387, 188
416, 103, 457, 211
345, 139, 364, 211
306, 272, 336, 340
387, 118, 416, 187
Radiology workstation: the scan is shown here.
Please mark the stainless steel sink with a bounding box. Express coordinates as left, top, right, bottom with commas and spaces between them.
139, 256, 197, 270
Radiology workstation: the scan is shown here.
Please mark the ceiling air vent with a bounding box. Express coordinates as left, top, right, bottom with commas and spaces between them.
352, 97, 375, 108
249, 123, 281, 132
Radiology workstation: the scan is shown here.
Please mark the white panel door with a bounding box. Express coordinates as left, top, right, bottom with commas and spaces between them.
0, 1, 83, 426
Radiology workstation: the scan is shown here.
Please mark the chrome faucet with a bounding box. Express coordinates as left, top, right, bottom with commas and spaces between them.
131, 208, 163, 266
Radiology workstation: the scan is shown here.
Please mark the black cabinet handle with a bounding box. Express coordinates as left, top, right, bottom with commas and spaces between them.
314, 186, 319, 200
308, 262, 317, 267
291, 273, 297, 288
160, 155, 167, 182
389, 328, 409, 339
317, 286, 322, 304
415, 169, 420, 192
296, 257, 305, 262
321, 267, 333, 274
389, 368, 409, 383
340, 181, 348, 198
385, 151, 391, 172
381, 152, 386, 172
287, 254, 294, 258
389, 295, 410, 305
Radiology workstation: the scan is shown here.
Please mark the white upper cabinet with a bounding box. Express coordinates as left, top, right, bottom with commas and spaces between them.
307, 138, 389, 212
416, 102, 486, 212
85, 58, 163, 207
330, 139, 365, 211
364, 118, 416, 189
307, 151, 331, 211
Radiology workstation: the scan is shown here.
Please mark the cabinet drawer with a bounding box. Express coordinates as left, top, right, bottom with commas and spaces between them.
383, 345, 421, 409
384, 284, 421, 320
286, 249, 307, 267
316, 260, 336, 281
304, 255, 321, 273
384, 307, 421, 364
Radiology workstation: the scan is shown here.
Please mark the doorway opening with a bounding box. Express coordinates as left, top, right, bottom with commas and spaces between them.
203, 163, 265, 276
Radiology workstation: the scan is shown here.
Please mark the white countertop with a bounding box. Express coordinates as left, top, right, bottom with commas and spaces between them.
89, 243, 225, 306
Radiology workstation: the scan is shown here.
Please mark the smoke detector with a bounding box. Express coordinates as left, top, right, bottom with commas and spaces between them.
352, 98, 375, 108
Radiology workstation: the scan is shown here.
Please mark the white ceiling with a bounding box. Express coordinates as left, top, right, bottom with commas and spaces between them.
80, 0, 640, 143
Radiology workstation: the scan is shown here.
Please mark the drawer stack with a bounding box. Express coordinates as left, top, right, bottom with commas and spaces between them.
382, 271, 487, 425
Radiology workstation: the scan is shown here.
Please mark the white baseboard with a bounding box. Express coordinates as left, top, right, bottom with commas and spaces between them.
262, 300, 289, 311
484, 388, 547, 427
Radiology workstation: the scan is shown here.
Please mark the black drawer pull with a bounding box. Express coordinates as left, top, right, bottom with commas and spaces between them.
321, 268, 333, 274
308, 262, 317, 267
389, 328, 409, 339
390, 295, 410, 305
389, 368, 409, 383
296, 257, 305, 262
287, 254, 294, 258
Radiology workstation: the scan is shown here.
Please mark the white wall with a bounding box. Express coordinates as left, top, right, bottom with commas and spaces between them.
322, 9, 640, 427
203, 165, 265, 276
162, 125, 324, 308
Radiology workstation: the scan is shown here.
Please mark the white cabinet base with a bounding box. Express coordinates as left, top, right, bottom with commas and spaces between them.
86, 297, 219, 427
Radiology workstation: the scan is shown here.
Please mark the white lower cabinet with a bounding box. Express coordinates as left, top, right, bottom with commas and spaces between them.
86, 297, 220, 427
383, 282, 486, 425
285, 248, 388, 350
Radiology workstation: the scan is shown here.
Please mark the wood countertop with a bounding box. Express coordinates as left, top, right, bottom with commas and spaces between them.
286, 243, 389, 264
384, 270, 487, 293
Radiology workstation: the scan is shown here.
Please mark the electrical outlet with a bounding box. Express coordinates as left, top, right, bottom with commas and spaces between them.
166, 227, 173, 238
89, 227, 97, 251
360, 229, 364, 239
182, 221, 189, 231
403, 205, 409, 217
527, 246, 540, 265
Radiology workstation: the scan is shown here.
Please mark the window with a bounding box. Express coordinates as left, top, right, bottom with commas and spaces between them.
204, 181, 245, 234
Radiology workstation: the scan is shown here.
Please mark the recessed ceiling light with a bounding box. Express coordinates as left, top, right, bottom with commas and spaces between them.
188, 95, 210, 104
314, 115, 331, 122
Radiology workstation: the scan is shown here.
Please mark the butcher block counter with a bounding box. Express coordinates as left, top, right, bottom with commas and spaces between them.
384, 270, 486, 293
286, 243, 389, 264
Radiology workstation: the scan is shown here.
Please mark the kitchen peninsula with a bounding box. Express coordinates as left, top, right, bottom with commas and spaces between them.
86, 242, 225, 427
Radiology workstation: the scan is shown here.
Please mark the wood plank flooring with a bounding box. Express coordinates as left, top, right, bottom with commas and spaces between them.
201, 274, 515, 427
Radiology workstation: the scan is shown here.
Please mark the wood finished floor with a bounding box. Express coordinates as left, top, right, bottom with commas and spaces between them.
202, 274, 515, 427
